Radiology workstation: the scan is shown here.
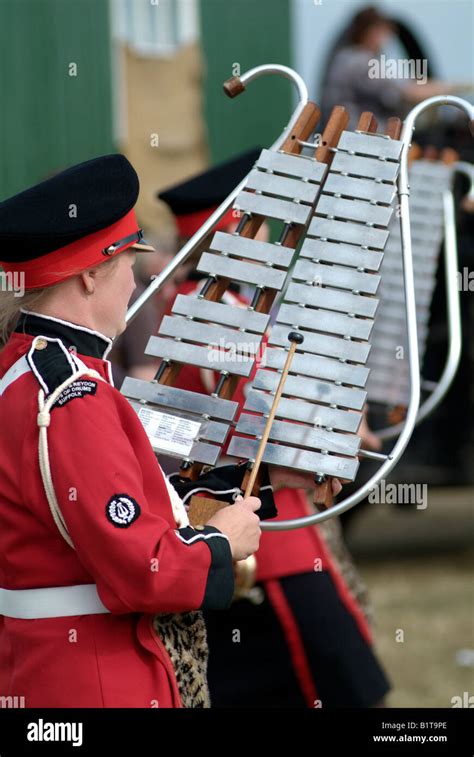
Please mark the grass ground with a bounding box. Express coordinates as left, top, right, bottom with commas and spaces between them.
346, 486, 474, 708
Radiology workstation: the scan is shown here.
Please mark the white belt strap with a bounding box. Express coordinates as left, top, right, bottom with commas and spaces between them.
0, 584, 110, 619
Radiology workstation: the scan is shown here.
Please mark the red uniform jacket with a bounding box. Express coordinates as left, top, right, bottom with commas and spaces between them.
0, 312, 234, 708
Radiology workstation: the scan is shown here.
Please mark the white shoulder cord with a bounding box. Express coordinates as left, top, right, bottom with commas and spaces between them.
36, 368, 189, 547
37, 368, 104, 549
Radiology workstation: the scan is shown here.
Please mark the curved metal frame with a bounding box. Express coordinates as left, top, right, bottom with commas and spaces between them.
126, 65, 309, 324
261, 96, 474, 530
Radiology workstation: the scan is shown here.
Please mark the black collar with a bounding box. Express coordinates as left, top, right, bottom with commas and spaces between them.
15, 310, 113, 360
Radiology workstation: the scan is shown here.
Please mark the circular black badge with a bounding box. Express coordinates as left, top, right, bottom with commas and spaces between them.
106, 494, 141, 528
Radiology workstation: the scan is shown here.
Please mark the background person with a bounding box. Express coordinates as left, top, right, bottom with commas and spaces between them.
319, 5, 471, 129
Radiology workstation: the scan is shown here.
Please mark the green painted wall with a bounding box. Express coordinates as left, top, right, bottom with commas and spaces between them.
199, 0, 292, 163
0, 0, 114, 199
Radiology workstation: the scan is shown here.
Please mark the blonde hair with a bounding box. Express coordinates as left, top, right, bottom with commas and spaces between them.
0, 255, 121, 348
0, 287, 53, 346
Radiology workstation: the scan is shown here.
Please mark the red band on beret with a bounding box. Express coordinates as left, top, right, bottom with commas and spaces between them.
175, 207, 238, 238
1, 209, 139, 289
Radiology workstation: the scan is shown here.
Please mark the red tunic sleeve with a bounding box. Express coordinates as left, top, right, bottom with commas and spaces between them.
32, 377, 234, 615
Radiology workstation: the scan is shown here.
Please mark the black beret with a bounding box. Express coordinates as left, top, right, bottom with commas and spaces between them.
157, 147, 261, 215
0, 154, 139, 263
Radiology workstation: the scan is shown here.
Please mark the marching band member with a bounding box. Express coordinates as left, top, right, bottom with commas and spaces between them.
0, 153, 337, 708
0, 154, 267, 708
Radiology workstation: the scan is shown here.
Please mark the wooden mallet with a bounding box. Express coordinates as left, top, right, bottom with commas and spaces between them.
188, 331, 304, 526
243, 331, 304, 497
243, 330, 334, 509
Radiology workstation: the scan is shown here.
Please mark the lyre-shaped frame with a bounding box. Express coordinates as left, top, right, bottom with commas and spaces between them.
125, 66, 474, 530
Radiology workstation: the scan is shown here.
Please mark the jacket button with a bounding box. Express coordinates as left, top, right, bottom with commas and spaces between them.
35, 338, 48, 350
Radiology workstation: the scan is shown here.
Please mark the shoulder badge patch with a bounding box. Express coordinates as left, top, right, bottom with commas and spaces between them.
106, 494, 141, 528
55, 379, 97, 408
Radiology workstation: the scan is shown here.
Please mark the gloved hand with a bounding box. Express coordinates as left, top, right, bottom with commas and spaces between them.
168, 461, 277, 520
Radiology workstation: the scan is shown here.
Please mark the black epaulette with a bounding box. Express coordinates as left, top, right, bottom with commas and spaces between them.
27, 336, 79, 396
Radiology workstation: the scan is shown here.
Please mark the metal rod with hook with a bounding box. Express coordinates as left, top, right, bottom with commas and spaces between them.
126, 64, 309, 325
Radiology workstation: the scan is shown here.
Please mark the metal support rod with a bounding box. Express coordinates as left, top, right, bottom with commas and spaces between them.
276, 222, 293, 246
126, 64, 309, 324
358, 449, 390, 462
212, 371, 230, 397
198, 275, 217, 298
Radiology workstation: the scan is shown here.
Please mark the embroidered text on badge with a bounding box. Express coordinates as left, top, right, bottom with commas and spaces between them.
54, 379, 97, 408
106, 494, 141, 528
